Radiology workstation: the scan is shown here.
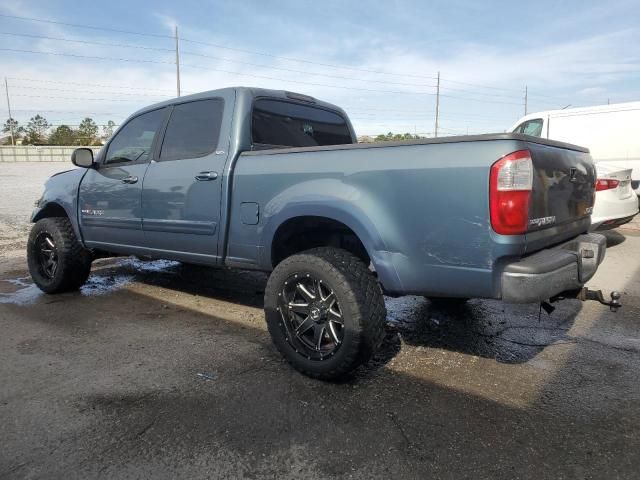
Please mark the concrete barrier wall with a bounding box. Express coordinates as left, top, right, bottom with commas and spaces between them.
0, 146, 102, 162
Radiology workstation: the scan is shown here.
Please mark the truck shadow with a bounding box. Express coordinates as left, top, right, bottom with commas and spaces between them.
383, 296, 582, 365
601, 229, 626, 248
4, 268, 635, 479
104, 257, 582, 370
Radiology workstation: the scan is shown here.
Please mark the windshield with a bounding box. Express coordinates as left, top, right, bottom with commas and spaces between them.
252, 99, 353, 148
514, 118, 544, 137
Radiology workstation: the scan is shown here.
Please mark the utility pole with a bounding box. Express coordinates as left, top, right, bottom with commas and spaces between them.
434, 71, 440, 138
4, 77, 15, 146
524, 85, 528, 116
175, 25, 181, 97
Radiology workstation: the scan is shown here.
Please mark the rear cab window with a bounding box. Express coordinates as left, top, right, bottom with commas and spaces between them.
513, 118, 544, 137
252, 99, 353, 149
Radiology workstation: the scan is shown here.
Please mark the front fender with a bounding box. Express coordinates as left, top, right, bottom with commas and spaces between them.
31, 168, 86, 244
258, 179, 404, 292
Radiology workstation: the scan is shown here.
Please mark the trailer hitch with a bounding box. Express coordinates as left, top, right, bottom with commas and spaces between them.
543, 288, 622, 314
574, 288, 622, 312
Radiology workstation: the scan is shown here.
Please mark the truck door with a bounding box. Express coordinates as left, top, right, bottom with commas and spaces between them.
141, 96, 231, 264
78, 107, 168, 250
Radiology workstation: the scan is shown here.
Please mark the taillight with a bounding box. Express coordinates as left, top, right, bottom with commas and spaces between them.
595, 179, 619, 191
490, 150, 533, 235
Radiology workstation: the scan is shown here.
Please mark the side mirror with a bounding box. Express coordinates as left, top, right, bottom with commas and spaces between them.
71, 148, 95, 168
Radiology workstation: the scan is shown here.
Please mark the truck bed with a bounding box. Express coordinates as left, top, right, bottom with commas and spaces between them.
228, 134, 595, 298
246, 133, 589, 155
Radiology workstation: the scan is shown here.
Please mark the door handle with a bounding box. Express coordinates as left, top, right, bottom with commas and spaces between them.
195, 171, 218, 181
122, 175, 139, 184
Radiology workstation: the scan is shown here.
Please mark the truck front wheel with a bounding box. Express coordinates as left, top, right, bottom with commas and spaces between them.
264, 247, 386, 380
27, 217, 92, 294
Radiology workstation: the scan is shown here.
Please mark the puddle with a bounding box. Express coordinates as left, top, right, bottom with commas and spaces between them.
121, 258, 180, 273
0, 278, 43, 305
383, 295, 581, 364
0, 258, 179, 305
80, 274, 134, 296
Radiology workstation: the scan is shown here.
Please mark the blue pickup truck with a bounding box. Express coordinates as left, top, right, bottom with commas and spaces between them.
28, 87, 609, 379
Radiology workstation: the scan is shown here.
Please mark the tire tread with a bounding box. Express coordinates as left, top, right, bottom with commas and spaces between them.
28, 217, 92, 293
265, 247, 386, 380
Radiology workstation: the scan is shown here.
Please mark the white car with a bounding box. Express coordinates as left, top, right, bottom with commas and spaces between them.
590, 165, 638, 231
510, 102, 640, 196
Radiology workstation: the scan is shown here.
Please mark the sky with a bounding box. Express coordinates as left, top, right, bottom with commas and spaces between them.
0, 0, 639, 138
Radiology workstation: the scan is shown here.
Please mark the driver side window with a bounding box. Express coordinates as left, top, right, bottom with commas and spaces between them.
105, 108, 166, 165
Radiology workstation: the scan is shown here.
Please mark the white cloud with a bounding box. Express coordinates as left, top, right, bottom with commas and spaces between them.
153, 13, 178, 33
1, 4, 639, 136
578, 87, 607, 96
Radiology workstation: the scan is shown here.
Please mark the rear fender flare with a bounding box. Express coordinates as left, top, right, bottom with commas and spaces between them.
258, 183, 403, 292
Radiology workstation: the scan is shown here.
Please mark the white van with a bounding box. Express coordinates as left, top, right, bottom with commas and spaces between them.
510, 101, 640, 196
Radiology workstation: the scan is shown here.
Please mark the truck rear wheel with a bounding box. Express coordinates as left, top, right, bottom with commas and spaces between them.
264, 247, 386, 380
27, 217, 92, 294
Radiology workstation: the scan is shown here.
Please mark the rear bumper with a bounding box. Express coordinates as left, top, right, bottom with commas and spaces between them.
590, 190, 639, 231
593, 213, 637, 231
501, 233, 606, 304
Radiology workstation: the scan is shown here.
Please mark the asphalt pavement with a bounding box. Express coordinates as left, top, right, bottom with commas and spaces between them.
1, 163, 639, 479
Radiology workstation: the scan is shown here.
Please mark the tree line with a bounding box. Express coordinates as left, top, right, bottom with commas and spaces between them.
2, 116, 116, 146
358, 132, 426, 143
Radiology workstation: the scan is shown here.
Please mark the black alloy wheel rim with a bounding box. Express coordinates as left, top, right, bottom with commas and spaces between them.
277, 273, 345, 360
36, 233, 58, 279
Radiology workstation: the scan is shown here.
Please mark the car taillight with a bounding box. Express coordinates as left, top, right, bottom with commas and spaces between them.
595, 179, 619, 191
490, 150, 533, 235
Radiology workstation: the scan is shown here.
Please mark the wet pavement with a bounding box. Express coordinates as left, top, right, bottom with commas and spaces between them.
0, 163, 639, 478
0, 229, 639, 479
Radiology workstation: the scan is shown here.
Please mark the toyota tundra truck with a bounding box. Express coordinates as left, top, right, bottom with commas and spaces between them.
28, 87, 611, 380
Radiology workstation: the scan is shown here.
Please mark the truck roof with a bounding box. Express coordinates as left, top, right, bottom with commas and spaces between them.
128, 86, 349, 120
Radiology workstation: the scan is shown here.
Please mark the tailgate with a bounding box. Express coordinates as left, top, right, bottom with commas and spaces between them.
526, 142, 596, 239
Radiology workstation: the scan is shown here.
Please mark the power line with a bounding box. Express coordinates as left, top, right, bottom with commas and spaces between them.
440, 84, 526, 101
2, 12, 629, 102
0, 47, 174, 65
441, 77, 524, 94
11, 85, 173, 98
0, 31, 174, 52
341, 105, 512, 119
0, 32, 438, 88
0, 48, 440, 96
7, 77, 189, 94
180, 37, 438, 80
441, 76, 572, 102
349, 112, 507, 125
10, 93, 151, 102
0, 13, 440, 81
47, 124, 120, 127
180, 49, 437, 87
3, 48, 532, 105
0, 13, 173, 39
437, 92, 524, 106
0, 108, 123, 114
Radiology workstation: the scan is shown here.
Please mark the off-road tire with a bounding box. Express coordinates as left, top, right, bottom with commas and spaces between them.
27, 217, 92, 293
264, 247, 386, 380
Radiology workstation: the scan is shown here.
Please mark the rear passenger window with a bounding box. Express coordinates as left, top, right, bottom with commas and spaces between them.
160, 99, 224, 161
